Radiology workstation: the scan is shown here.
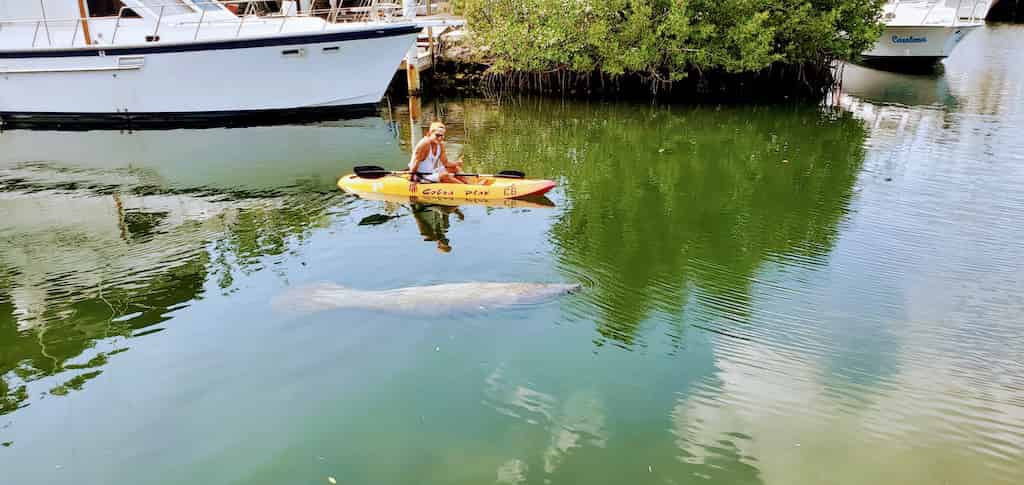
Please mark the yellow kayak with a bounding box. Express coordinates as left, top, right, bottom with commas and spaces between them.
338, 173, 556, 201
347, 190, 555, 209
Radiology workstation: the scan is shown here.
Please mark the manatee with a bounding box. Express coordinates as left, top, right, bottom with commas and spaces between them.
274, 282, 581, 315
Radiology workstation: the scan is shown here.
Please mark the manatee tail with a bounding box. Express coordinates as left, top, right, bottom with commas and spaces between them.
272, 282, 358, 313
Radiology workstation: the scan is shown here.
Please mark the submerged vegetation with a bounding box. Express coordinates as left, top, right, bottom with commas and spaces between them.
450, 0, 885, 100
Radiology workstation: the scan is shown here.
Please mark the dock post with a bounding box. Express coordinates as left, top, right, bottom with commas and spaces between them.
404, 0, 423, 150
409, 96, 422, 150
403, 0, 421, 96
426, 1, 433, 60
406, 54, 422, 96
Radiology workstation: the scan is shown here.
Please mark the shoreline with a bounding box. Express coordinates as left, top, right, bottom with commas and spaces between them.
391, 56, 842, 104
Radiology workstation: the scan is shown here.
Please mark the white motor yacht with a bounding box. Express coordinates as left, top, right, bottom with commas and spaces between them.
0, 1, 421, 124
863, 0, 987, 65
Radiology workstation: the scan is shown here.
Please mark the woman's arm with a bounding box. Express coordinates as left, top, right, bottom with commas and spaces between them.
441, 144, 463, 171
409, 138, 428, 171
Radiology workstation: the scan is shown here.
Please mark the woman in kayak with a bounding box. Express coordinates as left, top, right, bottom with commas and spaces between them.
408, 121, 466, 184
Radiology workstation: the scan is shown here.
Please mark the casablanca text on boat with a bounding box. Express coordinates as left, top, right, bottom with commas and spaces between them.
0, 1, 424, 121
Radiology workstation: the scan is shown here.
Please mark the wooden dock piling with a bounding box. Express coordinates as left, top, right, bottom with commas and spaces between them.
398, 2, 464, 97
404, 0, 421, 96
406, 48, 422, 96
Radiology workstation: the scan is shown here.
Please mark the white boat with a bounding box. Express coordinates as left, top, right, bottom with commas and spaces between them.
0, 1, 421, 124
863, 0, 987, 65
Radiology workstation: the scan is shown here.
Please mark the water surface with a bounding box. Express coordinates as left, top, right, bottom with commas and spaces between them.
1, 25, 1022, 485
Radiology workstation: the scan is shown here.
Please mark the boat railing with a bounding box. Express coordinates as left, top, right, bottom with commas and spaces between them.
0, 0, 411, 50
955, 0, 992, 20
948, 0, 989, 23
885, 0, 990, 25
0, 15, 123, 49
173, 2, 399, 38
130, 0, 410, 41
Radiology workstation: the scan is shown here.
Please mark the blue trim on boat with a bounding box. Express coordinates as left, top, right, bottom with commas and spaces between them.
0, 25, 421, 59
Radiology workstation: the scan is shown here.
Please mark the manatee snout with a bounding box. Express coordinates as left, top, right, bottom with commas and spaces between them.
539, 283, 582, 298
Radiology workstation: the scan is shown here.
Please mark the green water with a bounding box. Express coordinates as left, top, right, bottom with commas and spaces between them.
2, 26, 1023, 485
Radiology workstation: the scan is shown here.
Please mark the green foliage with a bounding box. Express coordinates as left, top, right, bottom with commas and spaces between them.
456, 0, 884, 77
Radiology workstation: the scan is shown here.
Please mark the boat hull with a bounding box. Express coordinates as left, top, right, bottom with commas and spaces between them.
0, 26, 419, 118
337, 174, 557, 201
0, 104, 380, 130
348, 190, 556, 209
862, 24, 981, 64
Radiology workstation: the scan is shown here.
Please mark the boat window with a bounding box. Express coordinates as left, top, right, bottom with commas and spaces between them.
132, 1, 195, 15
189, 0, 227, 11
87, 0, 128, 17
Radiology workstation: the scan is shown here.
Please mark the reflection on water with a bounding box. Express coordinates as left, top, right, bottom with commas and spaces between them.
665, 24, 1024, 485
0, 117, 397, 418
412, 203, 464, 253
447, 99, 867, 348
0, 116, 403, 192
351, 192, 557, 253
1, 25, 1023, 485
0, 166, 342, 416
841, 63, 958, 108
483, 365, 608, 476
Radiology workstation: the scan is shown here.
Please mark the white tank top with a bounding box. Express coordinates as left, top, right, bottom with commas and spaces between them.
416, 143, 441, 174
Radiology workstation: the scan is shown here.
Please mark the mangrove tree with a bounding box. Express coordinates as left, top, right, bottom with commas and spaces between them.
450, 0, 886, 100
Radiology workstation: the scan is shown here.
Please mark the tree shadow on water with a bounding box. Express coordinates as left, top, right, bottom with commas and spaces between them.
457, 99, 869, 350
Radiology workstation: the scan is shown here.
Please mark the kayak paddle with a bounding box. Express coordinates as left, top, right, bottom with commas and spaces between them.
353, 165, 525, 180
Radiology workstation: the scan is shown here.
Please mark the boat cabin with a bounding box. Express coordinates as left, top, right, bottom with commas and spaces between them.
0, 1, 231, 19
0, 1, 333, 49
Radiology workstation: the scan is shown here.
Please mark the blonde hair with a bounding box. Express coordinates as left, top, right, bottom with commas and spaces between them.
429, 121, 446, 134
